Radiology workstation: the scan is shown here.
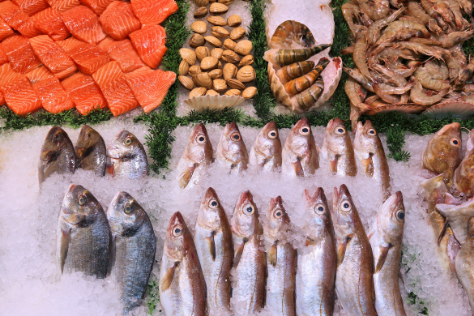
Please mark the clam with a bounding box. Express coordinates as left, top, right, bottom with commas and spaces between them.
237, 65, 256, 83
217, 61, 222, 69
225, 89, 241, 96
184, 94, 245, 111
213, 79, 227, 92
209, 69, 223, 79
179, 48, 196, 65
223, 63, 237, 81
227, 14, 242, 27
211, 48, 224, 59
204, 36, 223, 47
207, 16, 227, 26
201, 56, 219, 71
195, 0, 209, 6
194, 7, 208, 18
238, 55, 254, 67
189, 65, 202, 76
227, 78, 245, 90
223, 39, 236, 50
210, 2, 228, 14
191, 21, 207, 34
230, 27, 246, 40
234, 40, 253, 55
179, 60, 189, 76
189, 87, 207, 98
212, 26, 230, 38
222, 50, 240, 63
194, 72, 213, 89
206, 89, 220, 96
218, 0, 233, 5
242, 86, 257, 99
189, 33, 205, 48
195, 46, 210, 61
179, 76, 194, 90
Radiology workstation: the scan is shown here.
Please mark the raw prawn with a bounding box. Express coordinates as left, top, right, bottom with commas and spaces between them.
410, 78, 450, 105
455, 57, 474, 85
354, 29, 373, 81
284, 58, 329, 95
414, 67, 451, 90
366, 7, 405, 46
276, 61, 315, 84
356, 0, 390, 21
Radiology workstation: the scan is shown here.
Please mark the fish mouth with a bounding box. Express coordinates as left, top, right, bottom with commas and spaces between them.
436, 122, 460, 136
394, 191, 403, 206
264, 121, 277, 131
269, 196, 283, 210
204, 187, 218, 202
236, 190, 253, 209
294, 117, 310, 130
333, 117, 344, 126
194, 123, 207, 135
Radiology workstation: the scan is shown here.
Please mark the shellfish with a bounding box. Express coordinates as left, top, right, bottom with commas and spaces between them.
270, 20, 316, 49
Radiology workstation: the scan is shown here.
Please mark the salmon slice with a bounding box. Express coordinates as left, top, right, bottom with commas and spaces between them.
61, 72, 107, 115
57, 37, 109, 75
129, 25, 167, 69
0, 44, 8, 65
32, 76, 75, 113
80, 0, 113, 15
92, 61, 138, 116
29, 35, 77, 79
2, 35, 42, 74
61, 5, 105, 44
0, 92, 5, 105
46, 0, 80, 12
33, 8, 70, 41
99, 1, 141, 40
131, 0, 178, 26
98, 37, 144, 73
0, 63, 42, 115
13, 0, 49, 16
17, 18, 43, 37
126, 67, 176, 113
0, 17, 14, 41
26, 65, 55, 83
0, 1, 42, 37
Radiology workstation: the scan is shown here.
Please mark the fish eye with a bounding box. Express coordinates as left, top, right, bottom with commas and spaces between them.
450, 138, 460, 147
268, 130, 278, 139
208, 199, 219, 208
335, 127, 346, 135
231, 132, 241, 142
124, 202, 134, 214
197, 135, 206, 144
78, 194, 87, 206
396, 210, 405, 221
274, 209, 283, 218
173, 225, 183, 237
315, 204, 326, 214
341, 201, 352, 212
244, 204, 255, 215
299, 127, 310, 135
368, 129, 376, 136
125, 137, 132, 145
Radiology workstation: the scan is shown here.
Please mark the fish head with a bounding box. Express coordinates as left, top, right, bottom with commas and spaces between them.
422, 122, 461, 173
219, 122, 247, 160
264, 196, 290, 241
187, 123, 213, 159
197, 187, 224, 231
164, 212, 190, 260
40, 126, 73, 162
304, 188, 331, 230
354, 120, 379, 155
286, 118, 313, 153
107, 191, 146, 236
254, 121, 281, 156
324, 117, 349, 149
60, 184, 102, 226
107, 130, 143, 159
377, 191, 405, 244
231, 190, 259, 238
75, 125, 103, 159
331, 184, 357, 236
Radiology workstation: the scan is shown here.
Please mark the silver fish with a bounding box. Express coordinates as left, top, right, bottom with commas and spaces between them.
264, 196, 296, 316
296, 188, 336, 316
39, 126, 76, 183
75, 125, 106, 176
369, 191, 406, 316
321, 118, 357, 176
437, 198, 474, 244
248, 121, 282, 172
107, 191, 156, 314
57, 184, 110, 278
282, 118, 319, 177
231, 191, 266, 314
159, 212, 207, 316
216, 122, 249, 173
194, 187, 233, 313
107, 130, 148, 179
332, 184, 377, 316
177, 123, 214, 188
454, 218, 474, 314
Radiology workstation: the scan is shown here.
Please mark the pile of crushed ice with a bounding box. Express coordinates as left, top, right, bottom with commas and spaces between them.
0, 116, 471, 316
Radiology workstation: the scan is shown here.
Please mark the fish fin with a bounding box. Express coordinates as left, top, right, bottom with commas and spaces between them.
437, 220, 449, 246
305, 237, 317, 246
206, 232, 216, 261
447, 232, 461, 275
160, 261, 179, 291
59, 227, 71, 274
362, 154, 374, 177
233, 238, 248, 267
106, 163, 114, 175
337, 235, 352, 267
330, 156, 338, 174
292, 159, 304, 177
179, 164, 197, 189
42, 150, 59, 163
375, 244, 392, 274
268, 241, 278, 267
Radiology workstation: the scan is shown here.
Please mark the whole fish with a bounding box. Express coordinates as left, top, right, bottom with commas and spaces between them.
75, 125, 106, 176
39, 126, 76, 183
422, 122, 462, 187
194, 187, 233, 313
216, 122, 249, 173
159, 212, 207, 316
296, 188, 336, 316
369, 191, 407, 316
332, 184, 377, 316
436, 198, 474, 244
354, 120, 391, 200
57, 184, 110, 278
107, 130, 148, 179
454, 148, 474, 197
177, 123, 214, 188
264, 196, 296, 316
454, 217, 474, 315
321, 118, 357, 176
231, 191, 266, 314
248, 121, 282, 172
282, 118, 319, 176
107, 191, 156, 314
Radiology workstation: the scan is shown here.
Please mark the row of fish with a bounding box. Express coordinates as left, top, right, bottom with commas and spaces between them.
160, 186, 407, 316
177, 118, 391, 198
422, 122, 474, 314
57, 184, 156, 314
38, 125, 147, 182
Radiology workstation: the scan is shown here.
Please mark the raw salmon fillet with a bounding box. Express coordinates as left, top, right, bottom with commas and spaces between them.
129, 25, 167, 69
126, 67, 176, 113
61, 5, 105, 44
0, 1, 42, 37
26, 65, 55, 83
32, 76, 75, 113
2, 35, 42, 74
0, 92, 5, 105
0, 63, 42, 115
33, 8, 70, 41
13, 0, 49, 16
0, 44, 8, 65
92, 61, 138, 116
46, 0, 80, 12
131, 0, 178, 26
17, 18, 43, 37
0, 17, 14, 41
29, 35, 77, 79
57, 37, 109, 75
99, 1, 141, 40
80, 0, 113, 15
98, 37, 144, 73
61, 72, 107, 114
